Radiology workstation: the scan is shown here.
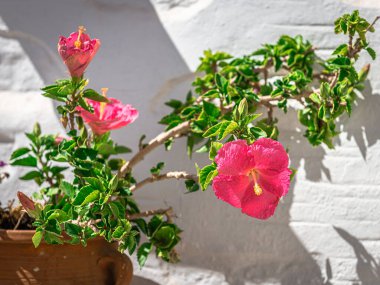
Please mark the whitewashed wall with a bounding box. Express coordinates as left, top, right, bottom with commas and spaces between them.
0, 1, 380, 284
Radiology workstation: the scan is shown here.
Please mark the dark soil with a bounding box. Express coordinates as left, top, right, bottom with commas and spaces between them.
0, 200, 35, 230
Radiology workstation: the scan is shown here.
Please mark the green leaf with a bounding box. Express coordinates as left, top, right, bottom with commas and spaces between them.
11, 156, 37, 167
215, 73, 229, 94
108, 175, 119, 192
320, 82, 330, 98
60, 181, 76, 198
81, 190, 100, 206
83, 177, 105, 191
185, 179, 199, 192
332, 44, 348, 56
309, 93, 321, 104
202, 89, 219, 98
73, 185, 97, 206
203, 101, 220, 118
10, 147, 30, 160
82, 89, 109, 102
165, 99, 182, 109
114, 145, 132, 154
47, 209, 69, 222
318, 105, 326, 120
20, 171, 42, 181
290, 167, 297, 181
366, 47, 376, 60
78, 97, 93, 112
250, 127, 267, 139
218, 121, 239, 140
150, 162, 165, 176
112, 226, 126, 240
65, 222, 82, 237
32, 231, 43, 248
137, 242, 153, 268
209, 142, 223, 160
198, 164, 218, 190
238, 98, 248, 116
203, 121, 238, 140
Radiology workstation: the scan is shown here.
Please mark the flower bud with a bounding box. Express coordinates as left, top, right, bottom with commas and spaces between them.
17, 191, 36, 211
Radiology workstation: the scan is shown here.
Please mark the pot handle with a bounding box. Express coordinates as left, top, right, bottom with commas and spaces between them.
98, 252, 133, 285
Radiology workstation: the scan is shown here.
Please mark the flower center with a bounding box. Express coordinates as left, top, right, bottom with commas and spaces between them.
99, 88, 108, 120
74, 25, 86, 49
249, 170, 263, 196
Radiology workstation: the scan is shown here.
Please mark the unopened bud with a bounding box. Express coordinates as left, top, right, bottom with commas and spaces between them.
60, 116, 68, 128
17, 191, 35, 211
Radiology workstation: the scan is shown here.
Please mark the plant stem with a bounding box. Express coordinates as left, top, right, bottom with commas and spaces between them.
118, 122, 191, 177
129, 171, 197, 192
126, 207, 173, 220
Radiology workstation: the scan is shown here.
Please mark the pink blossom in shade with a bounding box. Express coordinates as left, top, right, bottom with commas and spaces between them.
54, 136, 65, 145
77, 98, 139, 135
58, 26, 100, 79
212, 138, 292, 219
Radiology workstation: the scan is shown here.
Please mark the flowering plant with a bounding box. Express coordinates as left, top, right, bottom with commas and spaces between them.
10, 11, 378, 267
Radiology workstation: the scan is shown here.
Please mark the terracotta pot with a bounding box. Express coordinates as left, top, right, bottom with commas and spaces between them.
0, 229, 133, 285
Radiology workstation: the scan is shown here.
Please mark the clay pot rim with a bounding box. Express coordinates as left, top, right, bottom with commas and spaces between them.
0, 229, 105, 244
0, 229, 36, 242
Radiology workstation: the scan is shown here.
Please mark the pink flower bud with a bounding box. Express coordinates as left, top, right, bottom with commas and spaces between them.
58, 26, 100, 79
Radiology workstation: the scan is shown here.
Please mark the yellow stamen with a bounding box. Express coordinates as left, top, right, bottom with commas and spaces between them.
99, 88, 108, 120
254, 183, 263, 196
74, 25, 86, 49
249, 170, 263, 196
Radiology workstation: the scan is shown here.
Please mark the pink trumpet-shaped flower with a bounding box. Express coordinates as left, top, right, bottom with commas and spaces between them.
58, 26, 100, 78
212, 138, 291, 219
77, 90, 138, 135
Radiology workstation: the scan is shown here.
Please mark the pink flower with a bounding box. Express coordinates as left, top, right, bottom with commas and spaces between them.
77, 92, 138, 135
17, 191, 35, 211
54, 136, 65, 145
58, 26, 100, 78
212, 138, 291, 219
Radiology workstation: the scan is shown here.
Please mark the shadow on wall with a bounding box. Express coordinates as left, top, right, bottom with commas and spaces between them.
335, 227, 380, 285
132, 276, 160, 285
1, 1, 380, 285
338, 80, 380, 160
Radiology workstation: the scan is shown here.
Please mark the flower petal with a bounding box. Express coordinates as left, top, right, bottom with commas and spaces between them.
249, 138, 289, 173
241, 188, 280, 219
212, 174, 250, 208
258, 168, 292, 197
215, 140, 255, 176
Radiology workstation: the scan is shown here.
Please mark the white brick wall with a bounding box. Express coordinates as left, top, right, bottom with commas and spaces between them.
1, 0, 380, 284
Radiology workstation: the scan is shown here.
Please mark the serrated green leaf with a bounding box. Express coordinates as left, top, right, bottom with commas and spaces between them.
199, 164, 217, 190
11, 156, 37, 167
309, 93, 321, 104
82, 89, 109, 102
10, 147, 30, 160
203, 101, 220, 118
209, 142, 223, 160
215, 73, 229, 94
137, 242, 153, 268
203, 121, 238, 140
250, 127, 267, 139
73, 185, 96, 206
366, 47, 376, 60
32, 231, 43, 248
19, 171, 42, 181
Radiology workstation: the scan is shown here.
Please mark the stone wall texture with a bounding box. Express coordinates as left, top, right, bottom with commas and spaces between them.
0, 1, 379, 284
